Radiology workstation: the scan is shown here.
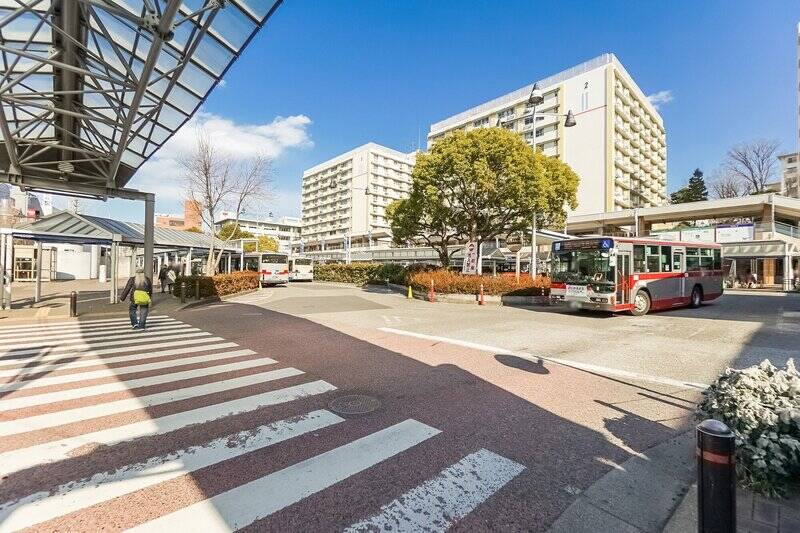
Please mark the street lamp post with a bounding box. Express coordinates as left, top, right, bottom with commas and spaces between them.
510, 82, 577, 279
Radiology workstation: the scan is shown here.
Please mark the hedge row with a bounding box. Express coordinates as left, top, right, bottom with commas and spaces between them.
173, 271, 260, 299
409, 269, 550, 296
312, 263, 411, 285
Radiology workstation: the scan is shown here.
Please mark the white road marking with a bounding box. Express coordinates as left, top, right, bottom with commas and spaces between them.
0, 329, 210, 358
0, 410, 344, 533
379, 327, 708, 390
0, 316, 175, 335
130, 419, 441, 532
783, 311, 800, 318
0, 349, 258, 392
0, 336, 226, 370
0, 357, 279, 409
345, 448, 525, 533
0, 380, 337, 477
0, 367, 305, 436
0, 323, 193, 349
0, 340, 237, 377
0, 318, 178, 341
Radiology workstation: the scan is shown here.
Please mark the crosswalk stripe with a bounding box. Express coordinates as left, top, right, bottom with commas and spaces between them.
0, 357, 280, 409
0, 316, 175, 334
0, 337, 238, 379
0, 317, 177, 340
0, 410, 345, 533
0, 323, 193, 350
0, 349, 258, 392
130, 419, 442, 532
0, 380, 337, 477
0, 329, 209, 359
344, 449, 526, 533
0, 336, 225, 369
0, 367, 305, 436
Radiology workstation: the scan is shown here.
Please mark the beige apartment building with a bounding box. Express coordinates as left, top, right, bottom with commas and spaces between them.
428, 53, 667, 215
300, 143, 416, 251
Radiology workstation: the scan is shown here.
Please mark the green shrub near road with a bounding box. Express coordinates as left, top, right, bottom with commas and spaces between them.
313, 263, 383, 285
697, 359, 800, 497
173, 271, 260, 299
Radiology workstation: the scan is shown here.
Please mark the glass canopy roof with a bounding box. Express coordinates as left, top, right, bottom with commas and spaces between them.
0, 0, 281, 198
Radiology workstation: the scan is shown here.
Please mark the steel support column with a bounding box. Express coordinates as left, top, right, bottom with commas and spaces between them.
109, 236, 119, 304
34, 240, 43, 303
144, 193, 154, 281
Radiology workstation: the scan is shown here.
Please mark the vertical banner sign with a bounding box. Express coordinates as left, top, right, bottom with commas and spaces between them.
462, 242, 478, 275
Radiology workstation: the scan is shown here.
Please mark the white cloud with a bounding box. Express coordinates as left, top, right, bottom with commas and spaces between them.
647, 90, 674, 110
127, 112, 313, 212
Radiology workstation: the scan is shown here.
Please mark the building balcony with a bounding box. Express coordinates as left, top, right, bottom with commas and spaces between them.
631, 120, 643, 132
615, 158, 633, 173
615, 120, 632, 139
614, 196, 632, 208
615, 175, 631, 190
614, 138, 630, 155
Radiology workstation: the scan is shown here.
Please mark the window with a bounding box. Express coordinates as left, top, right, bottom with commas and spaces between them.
536, 128, 544, 137
633, 245, 645, 272
645, 245, 660, 272
660, 246, 672, 272
581, 91, 589, 112
713, 249, 721, 270
498, 108, 515, 119
524, 116, 534, 125
672, 252, 682, 272
472, 117, 489, 127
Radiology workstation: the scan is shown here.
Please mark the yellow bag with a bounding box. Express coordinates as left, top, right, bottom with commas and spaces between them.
133, 289, 151, 306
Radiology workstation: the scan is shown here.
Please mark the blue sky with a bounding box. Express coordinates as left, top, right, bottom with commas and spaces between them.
79, 0, 799, 221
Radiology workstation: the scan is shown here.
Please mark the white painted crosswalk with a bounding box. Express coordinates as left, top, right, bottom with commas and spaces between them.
0, 314, 525, 531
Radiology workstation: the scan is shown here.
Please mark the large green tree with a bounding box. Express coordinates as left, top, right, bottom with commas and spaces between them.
387, 128, 579, 267
671, 168, 708, 204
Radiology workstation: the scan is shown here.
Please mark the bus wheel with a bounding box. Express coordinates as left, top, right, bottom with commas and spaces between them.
631, 290, 651, 316
690, 286, 703, 308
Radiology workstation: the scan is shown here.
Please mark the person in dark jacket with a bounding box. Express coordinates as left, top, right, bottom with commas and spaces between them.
157, 264, 170, 293
120, 268, 153, 329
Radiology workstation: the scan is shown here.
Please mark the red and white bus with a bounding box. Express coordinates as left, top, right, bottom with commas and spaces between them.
549, 237, 723, 315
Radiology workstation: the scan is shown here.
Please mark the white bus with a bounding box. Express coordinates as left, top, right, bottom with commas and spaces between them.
289, 258, 313, 281
258, 252, 289, 286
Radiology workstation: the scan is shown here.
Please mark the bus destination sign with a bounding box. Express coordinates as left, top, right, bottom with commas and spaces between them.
553, 238, 613, 252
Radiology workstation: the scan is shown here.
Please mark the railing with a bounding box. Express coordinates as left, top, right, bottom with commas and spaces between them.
775, 221, 800, 240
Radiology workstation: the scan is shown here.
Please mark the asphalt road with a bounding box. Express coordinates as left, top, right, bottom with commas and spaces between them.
0, 283, 792, 531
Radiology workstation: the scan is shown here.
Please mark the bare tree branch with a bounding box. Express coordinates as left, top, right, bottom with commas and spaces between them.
723, 139, 779, 194
181, 126, 273, 275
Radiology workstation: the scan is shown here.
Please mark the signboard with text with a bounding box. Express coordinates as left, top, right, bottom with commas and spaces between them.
462, 242, 478, 275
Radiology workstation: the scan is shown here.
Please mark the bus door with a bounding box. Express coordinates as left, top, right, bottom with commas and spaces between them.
616, 251, 631, 305
673, 250, 685, 298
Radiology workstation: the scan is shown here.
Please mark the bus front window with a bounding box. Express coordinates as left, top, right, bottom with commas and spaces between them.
552, 251, 615, 290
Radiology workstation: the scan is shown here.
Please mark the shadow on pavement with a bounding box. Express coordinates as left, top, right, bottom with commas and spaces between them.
494, 354, 550, 374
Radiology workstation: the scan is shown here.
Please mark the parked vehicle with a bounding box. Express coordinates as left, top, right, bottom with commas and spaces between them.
289, 258, 313, 281
256, 252, 289, 286
549, 237, 723, 316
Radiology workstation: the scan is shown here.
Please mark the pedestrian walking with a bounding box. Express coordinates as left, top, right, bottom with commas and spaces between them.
158, 264, 170, 293
120, 267, 153, 330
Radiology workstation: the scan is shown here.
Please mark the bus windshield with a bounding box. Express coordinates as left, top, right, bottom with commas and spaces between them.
552, 250, 614, 285
293, 258, 312, 266
261, 254, 287, 264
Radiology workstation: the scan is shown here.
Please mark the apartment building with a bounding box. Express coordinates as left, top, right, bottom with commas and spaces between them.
155, 200, 202, 230
428, 53, 667, 215
779, 153, 799, 198
213, 214, 301, 254
300, 143, 416, 251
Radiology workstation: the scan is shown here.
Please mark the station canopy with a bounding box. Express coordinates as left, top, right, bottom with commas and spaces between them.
0, 0, 281, 199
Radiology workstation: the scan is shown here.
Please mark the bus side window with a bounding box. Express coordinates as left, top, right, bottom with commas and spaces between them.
672, 251, 682, 272
646, 245, 660, 273
660, 246, 672, 272
713, 249, 721, 270
633, 245, 645, 272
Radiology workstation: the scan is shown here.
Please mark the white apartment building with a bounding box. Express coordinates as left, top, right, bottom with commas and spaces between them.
300, 143, 416, 251
213, 214, 301, 254
779, 153, 799, 198
428, 53, 667, 215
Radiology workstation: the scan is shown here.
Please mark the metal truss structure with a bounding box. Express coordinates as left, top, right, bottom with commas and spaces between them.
0, 0, 282, 200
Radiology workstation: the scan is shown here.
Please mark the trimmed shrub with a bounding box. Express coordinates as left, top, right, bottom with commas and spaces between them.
174, 271, 259, 299
409, 269, 550, 296
370, 263, 409, 285
313, 263, 383, 285
697, 359, 800, 497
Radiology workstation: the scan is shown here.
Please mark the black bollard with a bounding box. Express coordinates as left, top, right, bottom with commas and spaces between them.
180, 282, 186, 304
69, 291, 77, 317
195, 278, 200, 300
697, 419, 736, 533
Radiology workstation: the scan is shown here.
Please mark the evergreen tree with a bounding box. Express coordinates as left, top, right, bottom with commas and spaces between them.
670, 168, 708, 204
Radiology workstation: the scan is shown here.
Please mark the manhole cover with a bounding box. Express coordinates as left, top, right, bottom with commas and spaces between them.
329, 394, 381, 415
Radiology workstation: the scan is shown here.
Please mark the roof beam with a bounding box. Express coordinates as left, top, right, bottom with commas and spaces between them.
107, 0, 181, 188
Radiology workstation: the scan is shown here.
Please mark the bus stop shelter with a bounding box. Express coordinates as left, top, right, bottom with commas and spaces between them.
1, 210, 241, 308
